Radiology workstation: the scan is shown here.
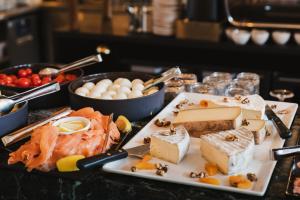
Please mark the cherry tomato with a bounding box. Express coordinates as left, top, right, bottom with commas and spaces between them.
65, 74, 77, 81
55, 74, 65, 83
9, 75, 17, 82
25, 68, 32, 76
6, 83, 16, 87
16, 78, 31, 88
31, 74, 40, 80
0, 79, 6, 85
42, 76, 52, 85
18, 69, 27, 78
0, 74, 7, 79
32, 77, 42, 86
4, 76, 13, 84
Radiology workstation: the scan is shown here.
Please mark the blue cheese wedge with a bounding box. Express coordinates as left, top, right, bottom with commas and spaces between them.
173, 107, 242, 137
200, 128, 255, 175
150, 126, 190, 164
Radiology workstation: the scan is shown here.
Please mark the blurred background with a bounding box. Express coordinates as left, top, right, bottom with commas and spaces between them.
0, 0, 300, 102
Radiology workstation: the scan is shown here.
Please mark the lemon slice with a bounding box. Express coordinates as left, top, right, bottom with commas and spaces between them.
116, 115, 132, 133
59, 121, 85, 133
56, 155, 85, 172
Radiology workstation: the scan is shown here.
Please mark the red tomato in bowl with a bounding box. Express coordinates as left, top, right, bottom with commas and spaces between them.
0, 74, 7, 79
25, 68, 32, 76
42, 76, 52, 85
18, 69, 27, 78
16, 78, 31, 88
4, 76, 13, 84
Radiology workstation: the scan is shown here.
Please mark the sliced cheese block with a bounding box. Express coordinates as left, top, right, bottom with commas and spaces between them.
242, 119, 266, 145
202, 94, 266, 120
173, 107, 242, 137
150, 126, 190, 164
200, 128, 255, 175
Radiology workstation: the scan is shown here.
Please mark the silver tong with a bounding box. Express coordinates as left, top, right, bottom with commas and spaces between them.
143, 67, 181, 91
1, 107, 72, 146
270, 145, 300, 160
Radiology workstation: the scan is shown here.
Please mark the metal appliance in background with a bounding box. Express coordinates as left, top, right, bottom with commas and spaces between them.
6, 15, 40, 65
224, 0, 300, 29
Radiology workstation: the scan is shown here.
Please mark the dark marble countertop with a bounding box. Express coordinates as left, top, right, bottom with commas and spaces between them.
0, 109, 299, 200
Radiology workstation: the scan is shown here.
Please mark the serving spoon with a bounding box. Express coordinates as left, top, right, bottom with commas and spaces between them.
38, 54, 102, 77
0, 82, 60, 114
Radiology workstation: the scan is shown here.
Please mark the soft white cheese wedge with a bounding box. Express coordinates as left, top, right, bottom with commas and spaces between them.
150, 126, 190, 164
209, 94, 266, 120
242, 119, 266, 145
200, 128, 255, 175
173, 107, 242, 137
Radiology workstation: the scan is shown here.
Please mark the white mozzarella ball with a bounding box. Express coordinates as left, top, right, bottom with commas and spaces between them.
108, 84, 121, 91
119, 78, 132, 88
103, 90, 117, 96
113, 93, 127, 100
101, 94, 113, 100
82, 82, 95, 90
75, 87, 89, 95
88, 91, 101, 99
76, 92, 87, 97
95, 82, 109, 90
128, 90, 143, 99
98, 79, 113, 86
132, 83, 144, 91
92, 85, 107, 94
114, 78, 124, 85
117, 86, 131, 95
132, 79, 144, 86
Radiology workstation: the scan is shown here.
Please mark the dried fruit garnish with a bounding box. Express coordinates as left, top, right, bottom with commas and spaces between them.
223, 97, 229, 102
199, 100, 208, 108
234, 95, 242, 101
190, 171, 207, 178
156, 169, 165, 176
131, 166, 137, 172
241, 98, 250, 104
143, 137, 151, 144
242, 119, 249, 126
225, 134, 239, 142
247, 173, 258, 182
154, 119, 171, 127
270, 104, 277, 110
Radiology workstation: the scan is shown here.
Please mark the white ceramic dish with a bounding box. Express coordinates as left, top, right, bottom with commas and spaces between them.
53, 116, 90, 135
251, 29, 270, 45
103, 93, 298, 196
272, 31, 291, 45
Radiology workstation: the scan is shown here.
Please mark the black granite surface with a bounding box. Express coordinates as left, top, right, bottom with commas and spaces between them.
0, 109, 299, 200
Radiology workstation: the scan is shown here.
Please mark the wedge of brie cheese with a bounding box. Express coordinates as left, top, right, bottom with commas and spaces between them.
173, 107, 242, 137
150, 126, 190, 164
209, 94, 266, 120
200, 128, 255, 175
242, 119, 266, 145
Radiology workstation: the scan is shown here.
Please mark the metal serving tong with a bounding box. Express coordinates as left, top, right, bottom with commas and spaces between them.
143, 67, 181, 92
271, 145, 300, 161
1, 107, 72, 146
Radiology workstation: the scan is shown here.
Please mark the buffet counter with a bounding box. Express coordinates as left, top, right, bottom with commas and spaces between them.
0, 108, 299, 200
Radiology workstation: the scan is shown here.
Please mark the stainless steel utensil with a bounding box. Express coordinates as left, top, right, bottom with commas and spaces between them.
1, 107, 72, 146
38, 54, 102, 77
270, 145, 300, 160
143, 67, 181, 92
0, 82, 60, 114
265, 104, 292, 139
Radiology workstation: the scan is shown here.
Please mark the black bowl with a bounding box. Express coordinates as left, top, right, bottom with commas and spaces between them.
68, 72, 165, 121
0, 90, 28, 137
0, 63, 83, 109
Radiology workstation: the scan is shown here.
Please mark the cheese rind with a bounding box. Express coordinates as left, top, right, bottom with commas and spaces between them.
209, 94, 266, 120
242, 119, 266, 144
200, 128, 255, 175
173, 107, 242, 137
150, 126, 190, 164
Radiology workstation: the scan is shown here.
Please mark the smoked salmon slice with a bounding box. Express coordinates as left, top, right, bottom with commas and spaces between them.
8, 107, 120, 172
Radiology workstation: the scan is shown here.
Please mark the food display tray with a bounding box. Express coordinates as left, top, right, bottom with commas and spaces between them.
103, 93, 298, 196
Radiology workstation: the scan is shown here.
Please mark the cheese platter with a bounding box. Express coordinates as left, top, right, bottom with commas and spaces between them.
102, 92, 298, 196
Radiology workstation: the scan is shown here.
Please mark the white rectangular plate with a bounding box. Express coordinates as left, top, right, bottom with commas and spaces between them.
103, 93, 298, 196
